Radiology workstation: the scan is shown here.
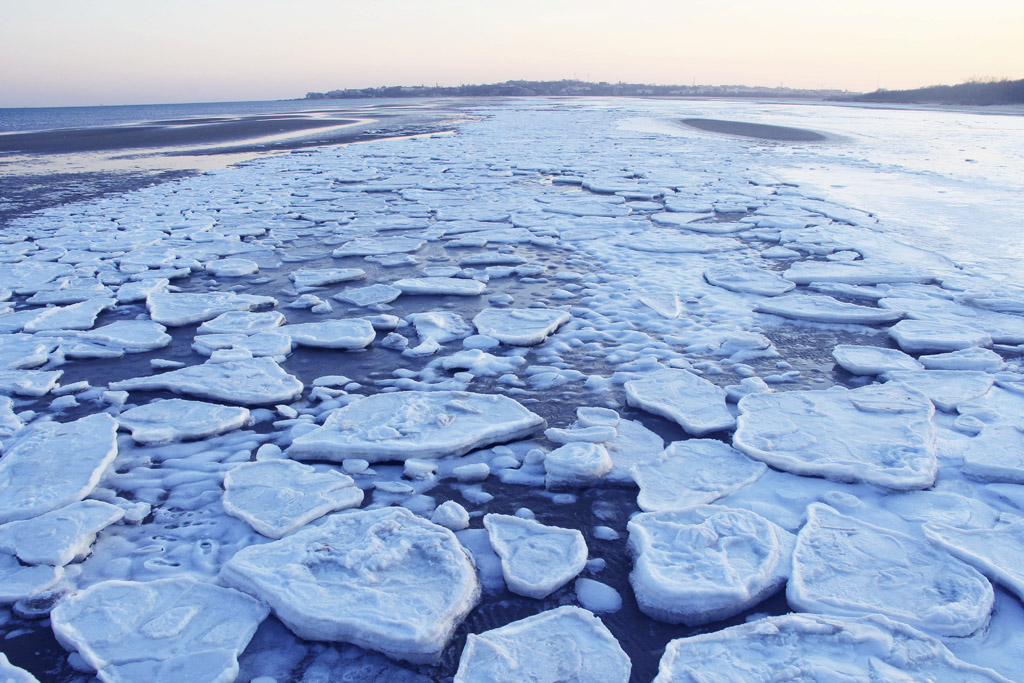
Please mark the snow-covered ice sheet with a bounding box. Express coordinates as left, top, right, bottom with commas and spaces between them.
789, 504, 993, 637
654, 613, 1010, 682
734, 382, 938, 489
483, 513, 588, 599
632, 439, 766, 511
116, 399, 252, 444
288, 391, 545, 461
625, 368, 735, 436
454, 606, 630, 682
221, 507, 479, 663
110, 355, 303, 405
628, 506, 794, 625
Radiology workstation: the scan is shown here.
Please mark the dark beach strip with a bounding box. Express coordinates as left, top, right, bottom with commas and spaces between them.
682, 118, 827, 141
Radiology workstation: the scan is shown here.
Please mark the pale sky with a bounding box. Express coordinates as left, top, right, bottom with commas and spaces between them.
2, 0, 1022, 107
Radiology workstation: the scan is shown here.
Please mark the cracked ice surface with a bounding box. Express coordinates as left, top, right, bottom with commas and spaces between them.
2, 98, 1024, 681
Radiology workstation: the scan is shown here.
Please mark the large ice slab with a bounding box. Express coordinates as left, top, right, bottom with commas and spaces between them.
116, 399, 252, 444
788, 504, 993, 637
961, 425, 1024, 483
0, 652, 39, 683
733, 382, 937, 489
196, 310, 286, 335
0, 369, 63, 397
22, 297, 117, 333
332, 236, 425, 257
483, 514, 588, 599
884, 369, 994, 412
0, 413, 118, 524
704, 263, 795, 296
393, 278, 486, 296
289, 268, 366, 291
0, 334, 57, 369
222, 459, 363, 538
831, 343, 922, 375
51, 578, 268, 681
0, 500, 123, 567
472, 308, 570, 346
44, 320, 172, 358
110, 356, 303, 406
628, 506, 794, 625
784, 261, 935, 285
0, 552, 63, 603
632, 440, 766, 511
146, 292, 276, 326
454, 606, 630, 683
654, 613, 1010, 682
625, 369, 735, 436
220, 507, 479, 662
755, 294, 902, 325
284, 319, 376, 349
889, 319, 992, 353
924, 520, 1024, 602
288, 391, 545, 462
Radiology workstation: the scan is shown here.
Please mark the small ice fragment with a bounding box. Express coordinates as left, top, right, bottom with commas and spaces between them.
471, 308, 570, 346
544, 442, 613, 488
625, 368, 735, 436
431, 501, 470, 531
483, 513, 588, 599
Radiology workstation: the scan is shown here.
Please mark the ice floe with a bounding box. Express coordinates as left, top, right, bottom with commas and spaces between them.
704, 263, 795, 296
755, 294, 903, 325
654, 613, 1010, 682
628, 506, 794, 625
924, 519, 1024, 602
734, 382, 937, 489
483, 513, 588, 599
51, 578, 268, 682
221, 506, 479, 662
471, 307, 570, 346
0, 413, 118, 524
146, 292, 276, 327
788, 504, 993, 637
454, 606, 630, 683
221, 459, 363, 538
116, 398, 252, 444
110, 355, 303, 405
0, 500, 124, 567
632, 440, 766, 511
288, 391, 545, 461
283, 319, 376, 349
393, 277, 486, 296
625, 368, 735, 436
831, 343, 922, 375
961, 425, 1024, 483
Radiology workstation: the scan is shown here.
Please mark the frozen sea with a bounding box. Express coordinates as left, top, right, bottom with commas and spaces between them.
1, 96, 1023, 682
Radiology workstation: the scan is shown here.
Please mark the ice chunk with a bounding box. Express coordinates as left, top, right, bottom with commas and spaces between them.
632, 440, 766, 511
831, 344, 922, 375
654, 613, 1010, 682
192, 331, 293, 357
196, 310, 286, 335
44, 320, 172, 356
284, 319, 376, 349
222, 460, 363, 538
576, 407, 620, 429
0, 500, 124, 566
755, 294, 902, 324
628, 506, 794, 625
22, 297, 117, 333
334, 283, 402, 307
220, 507, 479, 662
0, 369, 63, 397
788, 504, 993, 637
920, 346, 1005, 371
733, 382, 937, 489
574, 578, 622, 614
784, 261, 935, 285
146, 292, 276, 326
704, 264, 795, 296
394, 278, 486, 296
289, 268, 365, 290
0, 334, 57, 370
625, 368, 735, 436
472, 308, 570, 346
0, 652, 39, 683
884, 370, 993, 412
116, 277, 168, 303
622, 233, 739, 253
0, 413, 118, 524
288, 391, 545, 461
332, 236, 425, 257
406, 312, 474, 345
431, 500, 470, 531
889, 319, 992, 353
51, 578, 268, 681
544, 442, 613, 488
110, 356, 303, 406
961, 426, 1024, 483
116, 399, 252, 444
454, 606, 630, 683
924, 519, 1024, 602
483, 513, 587, 599
0, 552, 63, 603
0, 395, 21, 438
207, 257, 258, 277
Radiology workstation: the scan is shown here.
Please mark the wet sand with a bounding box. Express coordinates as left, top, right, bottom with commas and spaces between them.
682, 117, 827, 141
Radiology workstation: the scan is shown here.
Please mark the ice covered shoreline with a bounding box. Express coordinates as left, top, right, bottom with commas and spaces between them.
1, 98, 1023, 681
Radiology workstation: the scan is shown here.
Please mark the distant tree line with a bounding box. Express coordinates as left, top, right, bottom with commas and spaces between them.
303, 79, 849, 100
840, 78, 1024, 106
